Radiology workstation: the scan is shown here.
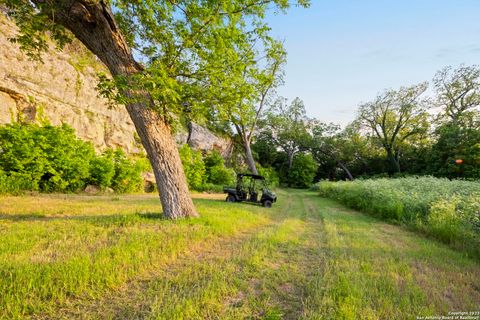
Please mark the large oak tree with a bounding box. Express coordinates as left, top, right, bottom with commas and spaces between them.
1, 0, 308, 218
264, 97, 312, 171
433, 65, 480, 126
357, 83, 430, 174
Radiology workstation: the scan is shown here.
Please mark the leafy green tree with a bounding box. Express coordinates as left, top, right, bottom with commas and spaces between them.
357, 83, 430, 174
264, 97, 313, 171
252, 131, 280, 168
225, 43, 285, 174
433, 65, 480, 125
311, 122, 355, 180
1, 0, 309, 218
287, 153, 318, 188
429, 65, 480, 179
429, 122, 480, 179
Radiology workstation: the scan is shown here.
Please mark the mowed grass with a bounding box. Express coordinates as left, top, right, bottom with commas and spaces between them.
303, 195, 480, 319
0, 191, 479, 319
0, 193, 270, 319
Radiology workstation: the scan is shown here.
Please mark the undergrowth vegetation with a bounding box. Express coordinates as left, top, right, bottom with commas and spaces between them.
0, 124, 250, 195
0, 123, 148, 194
179, 145, 239, 192
316, 177, 480, 258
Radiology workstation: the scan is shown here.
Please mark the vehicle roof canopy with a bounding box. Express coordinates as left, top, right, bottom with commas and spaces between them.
237, 173, 265, 180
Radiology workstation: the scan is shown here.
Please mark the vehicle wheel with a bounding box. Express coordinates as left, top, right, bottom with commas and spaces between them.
226, 195, 236, 202
263, 200, 272, 208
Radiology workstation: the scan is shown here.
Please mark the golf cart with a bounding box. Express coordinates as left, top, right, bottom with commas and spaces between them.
223, 173, 277, 208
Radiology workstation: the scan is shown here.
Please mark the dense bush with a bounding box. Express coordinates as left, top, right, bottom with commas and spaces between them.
258, 166, 279, 188
88, 152, 115, 189
179, 144, 206, 190
110, 149, 146, 193
204, 150, 235, 186
0, 123, 146, 194
286, 153, 318, 188
317, 177, 480, 258
179, 146, 237, 191
0, 123, 95, 192
0, 124, 237, 194
0, 170, 37, 195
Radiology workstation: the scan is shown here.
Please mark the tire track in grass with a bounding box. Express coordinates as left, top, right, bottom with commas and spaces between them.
52, 190, 331, 319
141, 190, 304, 319
46, 192, 295, 319
304, 194, 480, 319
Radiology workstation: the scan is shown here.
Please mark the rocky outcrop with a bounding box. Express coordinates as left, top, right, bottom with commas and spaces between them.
0, 14, 141, 153
0, 14, 232, 156
186, 122, 233, 158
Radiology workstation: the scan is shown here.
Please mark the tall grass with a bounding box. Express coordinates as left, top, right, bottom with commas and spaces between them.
316, 177, 480, 258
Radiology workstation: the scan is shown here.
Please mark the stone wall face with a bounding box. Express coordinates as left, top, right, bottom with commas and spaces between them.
0, 14, 141, 153
0, 14, 232, 157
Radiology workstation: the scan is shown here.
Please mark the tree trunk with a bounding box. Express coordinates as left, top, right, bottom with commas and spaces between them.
234, 124, 258, 175
244, 140, 258, 175
39, 0, 197, 218
386, 149, 401, 175
287, 151, 294, 171
337, 161, 353, 181
393, 151, 401, 174
126, 101, 198, 219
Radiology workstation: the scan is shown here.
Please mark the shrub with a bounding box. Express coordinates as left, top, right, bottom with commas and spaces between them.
204, 150, 235, 186
0, 123, 95, 192
287, 153, 318, 188
89, 152, 115, 189
0, 124, 149, 194
208, 165, 235, 186
0, 170, 37, 195
179, 144, 206, 190
258, 166, 279, 188
110, 149, 144, 193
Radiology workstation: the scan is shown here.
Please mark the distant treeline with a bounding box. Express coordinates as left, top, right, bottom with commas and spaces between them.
250, 65, 480, 183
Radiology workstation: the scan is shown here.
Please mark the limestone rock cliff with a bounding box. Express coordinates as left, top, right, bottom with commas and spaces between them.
0, 14, 142, 153
0, 14, 232, 157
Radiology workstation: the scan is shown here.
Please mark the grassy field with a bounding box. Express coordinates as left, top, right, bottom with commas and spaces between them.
0, 190, 479, 319
316, 177, 480, 258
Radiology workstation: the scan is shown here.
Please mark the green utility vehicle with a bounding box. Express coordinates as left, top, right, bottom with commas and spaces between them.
223, 173, 277, 208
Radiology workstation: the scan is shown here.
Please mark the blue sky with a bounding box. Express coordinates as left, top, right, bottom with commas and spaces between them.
266, 0, 480, 125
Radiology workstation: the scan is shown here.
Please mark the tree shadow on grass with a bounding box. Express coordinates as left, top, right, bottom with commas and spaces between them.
0, 212, 166, 226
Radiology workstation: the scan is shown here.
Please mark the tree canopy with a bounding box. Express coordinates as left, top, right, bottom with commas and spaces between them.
357, 83, 430, 173
0, 0, 310, 217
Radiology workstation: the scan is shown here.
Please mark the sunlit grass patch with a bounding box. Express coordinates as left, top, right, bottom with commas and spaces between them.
301, 195, 480, 319
0, 193, 269, 319
1, 191, 479, 319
